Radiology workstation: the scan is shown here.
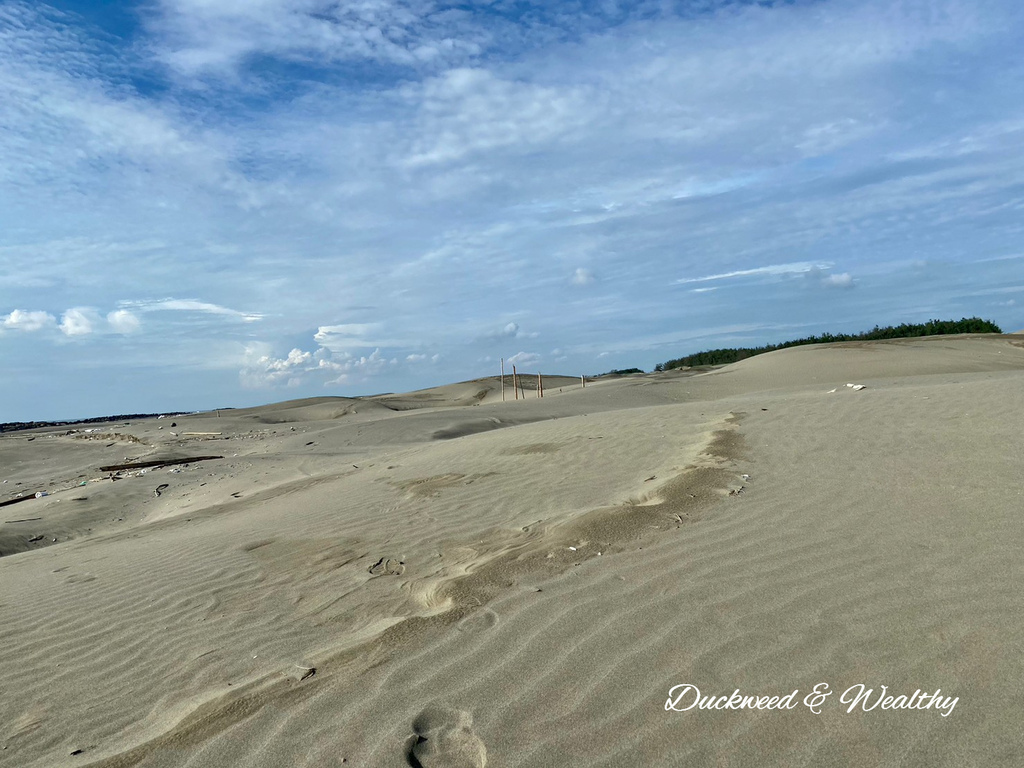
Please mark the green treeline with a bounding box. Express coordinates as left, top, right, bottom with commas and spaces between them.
654, 317, 1003, 371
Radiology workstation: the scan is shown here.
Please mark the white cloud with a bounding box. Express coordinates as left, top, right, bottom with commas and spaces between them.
132, 299, 263, 322
401, 69, 596, 168
107, 309, 141, 333
240, 328, 400, 388
59, 307, 102, 336
822, 273, 854, 288
507, 351, 540, 367
805, 267, 855, 289
677, 262, 830, 285
147, 0, 486, 81
406, 352, 440, 363
2, 309, 56, 332
241, 344, 311, 388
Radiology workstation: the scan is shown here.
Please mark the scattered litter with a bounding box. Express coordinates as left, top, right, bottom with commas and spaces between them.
154, 484, 169, 498
644, 475, 656, 482
4, 517, 42, 523
827, 388, 837, 393
35, 491, 48, 498
568, 546, 577, 551
845, 383, 867, 390
741, 474, 751, 481
28, 535, 44, 542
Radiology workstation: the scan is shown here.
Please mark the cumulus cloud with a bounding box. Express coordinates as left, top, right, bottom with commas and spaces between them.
240, 344, 312, 388
59, 307, 102, 336
107, 309, 141, 333
2, 309, 56, 332
240, 329, 399, 388
323, 348, 396, 385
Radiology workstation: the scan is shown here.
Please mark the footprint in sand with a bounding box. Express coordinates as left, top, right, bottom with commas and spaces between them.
457, 609, 499, 634
408, 707, 487, 768
368, 557, 406, 576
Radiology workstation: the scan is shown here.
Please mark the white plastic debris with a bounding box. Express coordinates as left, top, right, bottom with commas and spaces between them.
568, 546, 577, 551
827, 388, 837, 393
35, 491, 48, 498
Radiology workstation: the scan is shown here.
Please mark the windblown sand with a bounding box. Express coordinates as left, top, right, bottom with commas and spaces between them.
3, 334, 1024, 767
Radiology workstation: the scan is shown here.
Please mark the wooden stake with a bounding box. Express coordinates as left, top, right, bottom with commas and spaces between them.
537, 372, 542, 398
581, 374, 586, 388
513, 365, 519, 400
500, 358, 505, 402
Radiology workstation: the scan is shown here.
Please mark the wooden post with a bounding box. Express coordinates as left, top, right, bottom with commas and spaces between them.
513, 365, 519, 400
581, 375, 585, 388
538, 372, 543, 398
500, 358, 505, 402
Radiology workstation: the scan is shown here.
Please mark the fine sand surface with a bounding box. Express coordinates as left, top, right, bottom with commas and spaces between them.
2, 334, 1024, 766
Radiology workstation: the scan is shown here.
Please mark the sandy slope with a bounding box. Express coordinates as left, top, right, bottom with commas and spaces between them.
2, 334, 1024, 767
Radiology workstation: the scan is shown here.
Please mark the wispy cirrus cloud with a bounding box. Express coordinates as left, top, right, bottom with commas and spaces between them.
125, 299, 263, 322
676, 262, 831, 285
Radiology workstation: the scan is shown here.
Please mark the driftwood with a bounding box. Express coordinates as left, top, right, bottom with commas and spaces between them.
0, 496, 37, 509
99, 456, 223, 472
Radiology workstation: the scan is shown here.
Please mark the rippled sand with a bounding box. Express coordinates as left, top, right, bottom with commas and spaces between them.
3, 335, 1024, 767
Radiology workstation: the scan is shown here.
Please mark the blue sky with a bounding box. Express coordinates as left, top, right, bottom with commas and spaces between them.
2, 0, 1024, 421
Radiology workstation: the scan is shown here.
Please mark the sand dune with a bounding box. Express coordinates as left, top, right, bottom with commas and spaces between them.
2, 334, 1024, 766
